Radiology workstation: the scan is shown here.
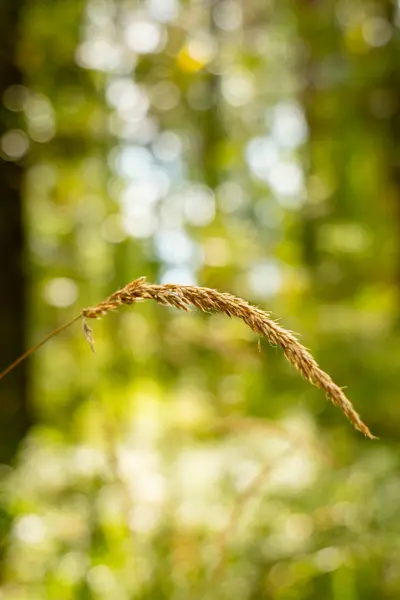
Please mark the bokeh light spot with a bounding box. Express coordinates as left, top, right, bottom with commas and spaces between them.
0, 129, 29, 160
125, 20, 163, 54
43, 278, 79, 308
213, 1, 242, 31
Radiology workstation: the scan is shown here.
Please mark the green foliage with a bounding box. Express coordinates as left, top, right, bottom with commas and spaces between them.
1, 0, 400, 598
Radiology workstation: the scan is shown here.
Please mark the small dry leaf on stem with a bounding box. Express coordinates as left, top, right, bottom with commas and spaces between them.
82, 320, 96, 354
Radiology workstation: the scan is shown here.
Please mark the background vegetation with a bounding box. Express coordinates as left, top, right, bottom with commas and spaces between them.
1, 0, 400, 598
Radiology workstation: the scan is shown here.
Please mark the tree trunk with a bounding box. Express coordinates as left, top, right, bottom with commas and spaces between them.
385, 3, 400, 323
0, 1, 31, 463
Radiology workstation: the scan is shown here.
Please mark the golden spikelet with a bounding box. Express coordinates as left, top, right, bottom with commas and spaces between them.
81, 277, 375, 439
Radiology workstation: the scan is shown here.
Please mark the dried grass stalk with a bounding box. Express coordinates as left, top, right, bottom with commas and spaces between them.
81, 277, 375, 439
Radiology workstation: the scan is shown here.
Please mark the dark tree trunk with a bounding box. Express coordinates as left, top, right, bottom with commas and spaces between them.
385, 3, 400, 323
0, 1, 31, 463
294, 0, 327, 274
199, 0, 225, 192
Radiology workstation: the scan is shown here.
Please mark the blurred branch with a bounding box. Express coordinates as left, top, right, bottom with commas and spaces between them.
210, 444, 293, 585
207, 416, 329, 589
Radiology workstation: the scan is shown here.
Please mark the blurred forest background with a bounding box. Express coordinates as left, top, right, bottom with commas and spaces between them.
1, 0, 400, 598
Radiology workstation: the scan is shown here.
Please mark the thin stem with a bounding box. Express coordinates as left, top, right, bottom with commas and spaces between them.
0, 315, 81, 381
